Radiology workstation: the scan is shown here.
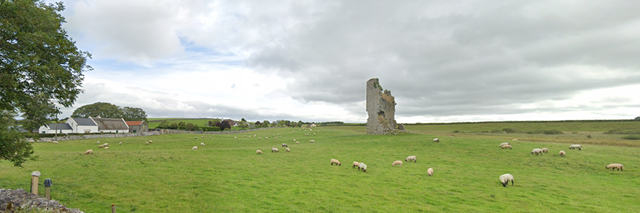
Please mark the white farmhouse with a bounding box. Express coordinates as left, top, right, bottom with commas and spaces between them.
65, 117, 99, 133
38, 123, 73, 134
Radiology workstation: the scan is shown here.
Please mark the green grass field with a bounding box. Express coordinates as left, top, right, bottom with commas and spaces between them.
1, 124, 639, 212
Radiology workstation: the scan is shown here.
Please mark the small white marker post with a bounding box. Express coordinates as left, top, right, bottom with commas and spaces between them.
30, 171, 41, 195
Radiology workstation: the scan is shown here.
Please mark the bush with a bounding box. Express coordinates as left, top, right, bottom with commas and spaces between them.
622, 135, 640, 140
543, 130, 564, 135
201, 127, 221, 131
452, 130, 461, 133
490, 130, 502, 133
502, 128, 517, 133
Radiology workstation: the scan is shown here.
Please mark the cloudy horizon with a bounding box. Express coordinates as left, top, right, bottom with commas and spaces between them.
47, 0, 640, 123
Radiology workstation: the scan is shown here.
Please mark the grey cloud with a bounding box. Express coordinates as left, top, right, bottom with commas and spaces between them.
246, 0, 640, 118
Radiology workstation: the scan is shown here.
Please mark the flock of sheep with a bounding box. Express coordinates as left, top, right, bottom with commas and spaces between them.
78, 127, 624, 187
497, 141, 624, 186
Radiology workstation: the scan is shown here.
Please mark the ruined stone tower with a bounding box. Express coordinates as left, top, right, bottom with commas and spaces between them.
366, 78, 397, 134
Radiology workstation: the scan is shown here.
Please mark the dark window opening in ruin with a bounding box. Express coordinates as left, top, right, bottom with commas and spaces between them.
378, 111, 385, 119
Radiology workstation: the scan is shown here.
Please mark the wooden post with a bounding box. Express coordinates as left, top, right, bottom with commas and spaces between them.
30, 171, 41, 195
44, 178, 52, 199
111, 204, 116, 213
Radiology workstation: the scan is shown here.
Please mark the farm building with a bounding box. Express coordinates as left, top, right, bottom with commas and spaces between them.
65, 117, 99, 133
38, 123, 73, 134
92, 117, 129, 133
126, 121, 149, 133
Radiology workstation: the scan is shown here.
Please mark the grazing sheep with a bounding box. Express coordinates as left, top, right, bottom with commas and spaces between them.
271, 148, 279, 152
201, 143, 205, 146
256, 150, 263, 154
146, 142, 149, 145
499, 173, 515, 187
209, 136, 211, 139
52, 141, 59, 144
606, 163, 624, 171
531, 148, 543, 155
405, 156, 417, 163
352, 161, 360, 168
541, 148, 549, 153
286, 148, 290, 152
98, 145, 104, 148
192, 146, 197, 150
427, 168, 434, 176
309, 140, 315, 143
358, 162, 367, 172
392, 160, 403, 167
331, 159, 341, 166
282, 143, 288, 147
501, 144, 512, 149
104, 147, 109, 150
293, 139, 296, 141
296, 141, 300, 144
559, 150, 566, 157
119, 142, 122, 145
201, 136, 204, 138
103, 143, 109, 147
85, 149, 94, 155
234, 136, 237, 139
148, 140, 153, 143
433, 138, 439, 143
96, 141, 100, 144
499, 142, 510, 147
265, 137, 268, 140
569, 144, 582, 150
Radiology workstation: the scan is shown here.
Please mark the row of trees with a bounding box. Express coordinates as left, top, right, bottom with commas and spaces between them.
71, 102, 148, 122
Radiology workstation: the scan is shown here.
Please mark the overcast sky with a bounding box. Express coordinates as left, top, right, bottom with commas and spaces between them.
49, 0, 640, 123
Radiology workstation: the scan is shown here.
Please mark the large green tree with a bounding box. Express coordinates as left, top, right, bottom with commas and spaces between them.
71, 102, 122, 118
0, 0, 91, 166
122, 106, 148, 122
71, 102, 148, 121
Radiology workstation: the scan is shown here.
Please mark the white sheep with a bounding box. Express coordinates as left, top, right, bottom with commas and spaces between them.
499, 142, 510, 147
392, 160, 403, 167
531, 148, 543, 155
541, 148, 549, 153
52, 141, 59, 144
512, 139, 518, 141
352, 161, 360, 168
146, 142, 149, 145
331, 159, 341, 166
293, 139, 296, 141
405, 156, 417, 163
296, 141, 300, 144
309, 140, 315, 143
282, 143, 288, 147
256, 150, 263, 154
194, 137, 197, 139
606, 163, 624, 171
119, 142, 122, 145
433, 138, 439, 143
98, 145, 104, 148
148, 140, 153, 143
271, 148, 279, 152
499, 173, 514, 187
234, 136, 237, 139
104, 147, 109, 150
358, 162, 367, 172
559, 150, 566, 157
286, 148, 290, 152
265, 137, 268, 140
85, 149, 93, 155
103, 143, 109, 146
192, 146, 198, 150
569, 144, 582, 150
200, 143, 205, 146
427, 168, 434, 176
501, 144, 512, 149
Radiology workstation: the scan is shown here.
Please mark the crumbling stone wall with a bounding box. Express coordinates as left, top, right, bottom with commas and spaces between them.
366, 78, 397, 134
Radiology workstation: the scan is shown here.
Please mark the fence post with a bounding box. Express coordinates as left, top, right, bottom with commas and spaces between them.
112, 204, 116, 213
44, 178, 52, 199
30, 171, 41, 195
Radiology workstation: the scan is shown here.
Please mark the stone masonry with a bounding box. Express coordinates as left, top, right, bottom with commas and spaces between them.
366, 78, 397, 134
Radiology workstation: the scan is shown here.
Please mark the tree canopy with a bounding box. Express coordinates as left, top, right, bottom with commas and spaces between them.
71, 102, 148, 121
0, 0, 91, 166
